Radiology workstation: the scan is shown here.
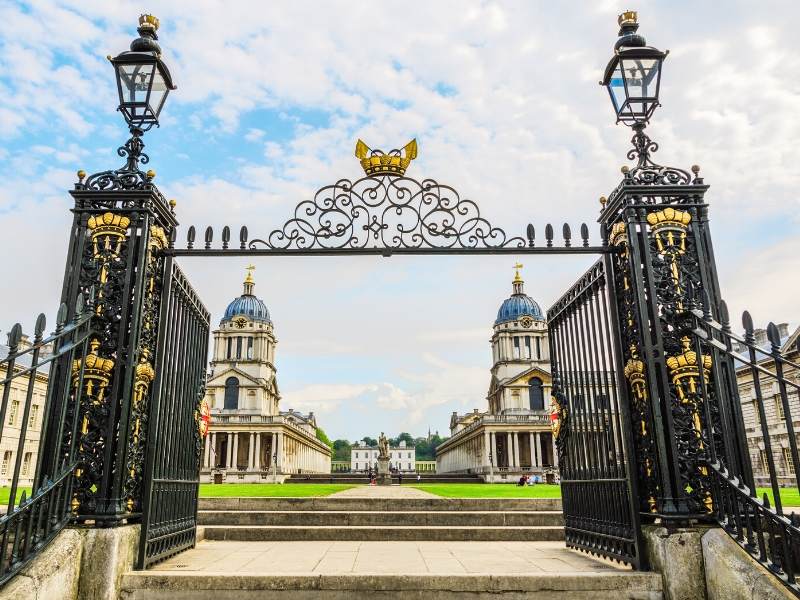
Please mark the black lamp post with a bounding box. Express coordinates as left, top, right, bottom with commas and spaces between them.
102, 14, 176, 178
600, 11, 668, 168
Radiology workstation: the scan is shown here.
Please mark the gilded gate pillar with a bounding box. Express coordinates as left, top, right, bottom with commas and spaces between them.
38, 143, 177, 524
600, 138, 732, 519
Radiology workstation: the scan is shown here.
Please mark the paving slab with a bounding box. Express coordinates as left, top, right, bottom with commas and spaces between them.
149, 540, 624, 575
328, 485, 438, 499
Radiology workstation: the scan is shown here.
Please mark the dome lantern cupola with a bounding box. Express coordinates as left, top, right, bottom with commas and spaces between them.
495, 263, 544, 325
221, 265, 271, 325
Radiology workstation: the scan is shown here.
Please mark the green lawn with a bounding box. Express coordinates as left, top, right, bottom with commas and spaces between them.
0, 487, 30, 506
410, 483, 562, 498
757, 487, 800, 509
198, 483, 355, 497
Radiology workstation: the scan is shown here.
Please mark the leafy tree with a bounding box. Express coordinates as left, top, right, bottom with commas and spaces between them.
393, 432, 414, 447
332, 439, 352, 461
316, 427, 333, 450
361, 436, 377, 447
414, 434, 447, 460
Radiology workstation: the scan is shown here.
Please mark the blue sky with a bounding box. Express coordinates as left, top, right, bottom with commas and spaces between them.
1, 1, 798, 441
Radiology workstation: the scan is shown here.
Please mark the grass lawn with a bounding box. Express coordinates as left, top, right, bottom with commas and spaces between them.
198, 483, 355, 497
0, 487, 30, 506
757, 487, 800, 509
410, 483, 562, 498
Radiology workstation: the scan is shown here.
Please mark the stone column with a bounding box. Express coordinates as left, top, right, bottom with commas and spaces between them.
489, 432, 496, 466
272, 432, 278, 471
203, 434, 211, 468
513, 432, 520, 468
506, 433, 513, 468
226, 432, 233, 468
248, 433, 255, 470
552, 433, 558, 467
529, 432, 536, 468
232, 433, 239, 470
535, 432, 542, 467
255, 433, 261, 470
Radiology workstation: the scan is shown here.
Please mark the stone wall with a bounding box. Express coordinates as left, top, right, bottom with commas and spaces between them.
644, 525, 797, 600
0, 525, 140, 600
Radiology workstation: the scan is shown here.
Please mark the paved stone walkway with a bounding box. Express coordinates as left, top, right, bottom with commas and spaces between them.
152, 540, 626, 575
328, 484, 439, 499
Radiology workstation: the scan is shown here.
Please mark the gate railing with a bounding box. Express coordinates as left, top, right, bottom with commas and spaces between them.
688, 300, 800, 595
548, 257, 646, 568
0, 295, 93, 586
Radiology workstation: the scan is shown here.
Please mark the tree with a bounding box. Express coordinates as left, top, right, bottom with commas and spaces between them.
332, 439, 352, 462
414, 434, 447, 460
361, 436, 377, 447
316, 427, 333, 450
393, 432, 414, 447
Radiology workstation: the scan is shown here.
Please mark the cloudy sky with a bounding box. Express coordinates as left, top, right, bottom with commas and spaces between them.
1, 1, 798, 441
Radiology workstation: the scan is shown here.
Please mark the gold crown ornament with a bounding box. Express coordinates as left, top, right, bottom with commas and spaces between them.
355, 139, 418, 176
138, 14, 160, 31
72, 339, 115, 390
618, 10, 638, 26
149, 225, 169, 251
609, 222, 627, 246
666, 336, 712, 401
646, 207, 691, 233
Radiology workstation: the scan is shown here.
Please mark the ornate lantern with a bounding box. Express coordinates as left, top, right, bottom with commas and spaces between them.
601, 11, 667, 126
109, 14, 176, 133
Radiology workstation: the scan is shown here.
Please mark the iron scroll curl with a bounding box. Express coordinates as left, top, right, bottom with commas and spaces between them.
249, 175, 526, 251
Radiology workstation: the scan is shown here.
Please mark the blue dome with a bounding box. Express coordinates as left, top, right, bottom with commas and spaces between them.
222, 294, 271, 324
495, 293, 544, 325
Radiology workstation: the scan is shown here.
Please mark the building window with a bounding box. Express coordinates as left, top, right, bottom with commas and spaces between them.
21, 452, 32, 477
775, 395, 786, 421
29, 404, 39, 429
8, 401, 19, 426
513, 338, 521, 359
224, 377, 239, 409
355, 452, 359, 459
535, 337, 541, 359
1, 451, 11, 476
236, 336, 243, 359
524, 336, 532, 359
784, 448, 795, 475
529, 377, 544, 411
227, 337, 232, 359
760, 450, 769, 473
753, 401, 762, 428
247, 337, 254, 359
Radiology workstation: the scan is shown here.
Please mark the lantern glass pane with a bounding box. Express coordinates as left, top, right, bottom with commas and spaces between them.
620, 57, 660, 101
149, 69, 169, 118
117, 63, 155, 119
608, 62, 627, 113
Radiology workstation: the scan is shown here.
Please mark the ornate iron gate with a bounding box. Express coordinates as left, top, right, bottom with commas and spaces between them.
138, 258, 210, 568
547, 257, 646, 568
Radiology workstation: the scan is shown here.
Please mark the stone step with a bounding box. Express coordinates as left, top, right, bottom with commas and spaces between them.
198, 497, 562, 512
199, 509, 564, 527
201, 525, 565, 542
121, 572, 663, 599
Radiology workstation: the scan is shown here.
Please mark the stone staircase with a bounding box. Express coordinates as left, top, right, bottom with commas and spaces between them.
197, 496, 565, 542
120, 494, 664, 599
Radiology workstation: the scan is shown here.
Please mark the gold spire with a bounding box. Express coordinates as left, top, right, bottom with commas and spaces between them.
243, 265, 255, 295
513, 263, 524, 284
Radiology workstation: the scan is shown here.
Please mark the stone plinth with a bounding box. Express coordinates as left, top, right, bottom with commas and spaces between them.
377, 457, 390, 486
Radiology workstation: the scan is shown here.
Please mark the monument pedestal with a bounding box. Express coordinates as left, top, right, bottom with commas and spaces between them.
377, 457, 390, 486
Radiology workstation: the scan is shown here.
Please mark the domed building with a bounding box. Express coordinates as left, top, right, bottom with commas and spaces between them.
201, 267, 331, 482
436, 265, 557, 481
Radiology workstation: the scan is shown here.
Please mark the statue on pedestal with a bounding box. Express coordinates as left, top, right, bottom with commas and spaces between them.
376, 432, 390, 486
378, 432, 389, 459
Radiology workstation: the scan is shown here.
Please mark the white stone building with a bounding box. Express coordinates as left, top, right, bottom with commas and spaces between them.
201, 268, 331, 482
436, 267, 558, 481
351, 440, 416, 472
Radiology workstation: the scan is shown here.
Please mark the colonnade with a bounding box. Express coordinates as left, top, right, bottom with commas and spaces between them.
203, 429, 329, 474
437, 428, 558, 473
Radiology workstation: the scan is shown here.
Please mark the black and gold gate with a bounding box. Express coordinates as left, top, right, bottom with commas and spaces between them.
547, 258, 645, 567
138, 258, 210, 568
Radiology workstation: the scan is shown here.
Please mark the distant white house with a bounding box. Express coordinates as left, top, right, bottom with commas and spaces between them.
350, 440, 416, 472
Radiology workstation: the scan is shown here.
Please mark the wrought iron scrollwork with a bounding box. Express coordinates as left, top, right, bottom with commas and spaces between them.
80, 132, 155, 191
249, 175, 526, 251
623, 123, 691, 186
